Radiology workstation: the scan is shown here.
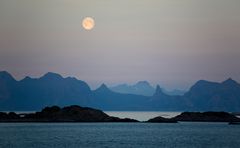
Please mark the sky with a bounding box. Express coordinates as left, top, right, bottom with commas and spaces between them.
0, 0, 240, 90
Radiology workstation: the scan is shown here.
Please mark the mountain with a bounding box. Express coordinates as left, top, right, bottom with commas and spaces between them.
149, 85, 186, 111
92, 84, 150, 110
183, 78, 240, 111
110, 81, 155, 96
0, 71, 92, 110
90, 78, 240, 111
1, 71, 240, 112
0, 72, 151, 111
110, 81, 186, 96
0, 71, 17, 102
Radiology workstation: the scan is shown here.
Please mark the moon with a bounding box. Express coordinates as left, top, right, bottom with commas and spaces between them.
82, 17, 95, 30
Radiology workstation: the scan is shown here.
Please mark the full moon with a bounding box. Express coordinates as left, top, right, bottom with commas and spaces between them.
82, 17, 95, 30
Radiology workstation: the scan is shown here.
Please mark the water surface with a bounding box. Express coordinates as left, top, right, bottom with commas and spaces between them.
105, 111, 181, 121
0, 122, 239, 148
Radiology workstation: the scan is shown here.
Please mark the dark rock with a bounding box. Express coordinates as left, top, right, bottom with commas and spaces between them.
0, 112, 19, 121
107, 117, 139, 122
0, 105, 139, 122
229, 122, 240, 125
173, 112, 240, 122
147, 116, 177, 123
8, 112, 20, 119
0, 112, 8, 119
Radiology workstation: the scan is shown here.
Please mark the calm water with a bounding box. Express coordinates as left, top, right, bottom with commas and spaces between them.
105, 111, 181, 121
0, 122, 240, 148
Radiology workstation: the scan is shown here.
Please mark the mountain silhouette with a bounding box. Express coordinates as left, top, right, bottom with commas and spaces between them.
0, 71, 240, 111
110, 81, 186, 96
94, 84, 112, 94
183, 78, 240, 111
110, 81, 155, 96
92, 84, 150, 110
0, 71, 92, 110
149, 85, 186, 111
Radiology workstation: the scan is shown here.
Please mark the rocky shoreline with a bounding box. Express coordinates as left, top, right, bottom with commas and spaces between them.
147, 111, 240, 123
0, 105, 240, 123
0, 105, 139, 122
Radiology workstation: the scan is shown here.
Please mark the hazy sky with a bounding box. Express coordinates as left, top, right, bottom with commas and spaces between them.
0, 0, 240, 90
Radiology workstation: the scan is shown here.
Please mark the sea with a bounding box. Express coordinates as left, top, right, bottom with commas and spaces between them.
0, 111, 240, 148
105, 111, 181, 121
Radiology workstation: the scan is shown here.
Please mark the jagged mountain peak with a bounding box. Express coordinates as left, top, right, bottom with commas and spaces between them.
21, 76, 33, 82
156, 85, 161, 91
222, 78, 239, 86
94, 84, 112, 93
153, 85, 165, 96
100, 83, 108, 88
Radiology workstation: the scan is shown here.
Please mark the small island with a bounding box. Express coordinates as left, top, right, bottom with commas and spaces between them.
147, 111, 240, 123
1, 105, 240, 124
147, 116, 178, 123
0, 105, 138, 122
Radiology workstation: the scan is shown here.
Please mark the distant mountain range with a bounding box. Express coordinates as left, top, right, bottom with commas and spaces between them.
110, 81, 186, 96
0, 71, 240, 112
110, 81, 155, 96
